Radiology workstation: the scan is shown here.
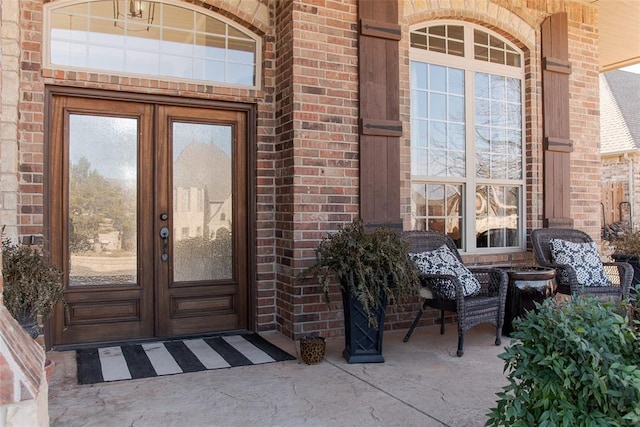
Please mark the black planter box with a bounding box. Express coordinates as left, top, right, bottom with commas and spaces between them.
341, 291, 386, 363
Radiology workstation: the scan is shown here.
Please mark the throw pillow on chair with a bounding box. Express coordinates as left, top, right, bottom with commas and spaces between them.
549, 239, 611, 287
409, 244, 481, 299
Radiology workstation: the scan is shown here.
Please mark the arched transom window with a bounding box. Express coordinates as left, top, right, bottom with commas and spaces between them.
45, 0, 261, 87
410, 22, 525, 252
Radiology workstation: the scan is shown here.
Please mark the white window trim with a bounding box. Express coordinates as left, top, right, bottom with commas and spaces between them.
43, 0, 262, 90
410, 21, 526, 253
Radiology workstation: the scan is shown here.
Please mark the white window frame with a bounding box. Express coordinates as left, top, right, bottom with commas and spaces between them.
43, 0, 262, 89
410, 21, 526, 253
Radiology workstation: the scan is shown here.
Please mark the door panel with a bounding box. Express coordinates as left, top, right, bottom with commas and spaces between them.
49, 95, 248, 347
49, 96, 155, 345
155, 105, 247, 337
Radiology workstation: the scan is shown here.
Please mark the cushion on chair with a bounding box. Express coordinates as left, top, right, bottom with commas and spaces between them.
409, 245, 481, 300
549, 239, 611, 287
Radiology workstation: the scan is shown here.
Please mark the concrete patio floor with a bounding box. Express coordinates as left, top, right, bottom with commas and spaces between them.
47, 324, 511, 427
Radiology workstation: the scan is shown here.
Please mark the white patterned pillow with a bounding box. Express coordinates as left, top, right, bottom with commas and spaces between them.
409, 245, 481, 300
550, 239, 611, 287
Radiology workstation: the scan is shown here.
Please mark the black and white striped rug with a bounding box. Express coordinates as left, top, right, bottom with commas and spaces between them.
76, 333, 296, 385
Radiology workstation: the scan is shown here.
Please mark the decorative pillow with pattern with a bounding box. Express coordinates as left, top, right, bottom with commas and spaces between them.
409, 245, 481, 300
549, 239, 611, 287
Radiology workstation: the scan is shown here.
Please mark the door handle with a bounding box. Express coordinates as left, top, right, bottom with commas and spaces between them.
159, 226, 169, 262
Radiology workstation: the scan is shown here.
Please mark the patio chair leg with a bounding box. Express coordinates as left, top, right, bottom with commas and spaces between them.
403, 308, 424, 343
495, 328, 502, 346
440, 310, 445, 335
457, 335, 464, 357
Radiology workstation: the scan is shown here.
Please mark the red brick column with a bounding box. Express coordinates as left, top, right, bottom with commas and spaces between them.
274, 0, 360, 339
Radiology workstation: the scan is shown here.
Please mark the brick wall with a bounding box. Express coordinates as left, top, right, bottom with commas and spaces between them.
275, 0, 360, 338
1, 1, 48, 424
3, 0, 605, 342
254, 2, 279, 333
273, 0, 297, 336
566, 4, 602, 239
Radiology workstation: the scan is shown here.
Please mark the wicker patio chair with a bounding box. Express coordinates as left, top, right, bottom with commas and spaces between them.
530, 228, 632, 301
402, 230, 508, 357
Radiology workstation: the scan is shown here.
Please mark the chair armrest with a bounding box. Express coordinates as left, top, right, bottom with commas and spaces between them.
603, 261, 633, 298
419, 267, 509, 301
468, 267, 508, 298
546, 261, 631, 298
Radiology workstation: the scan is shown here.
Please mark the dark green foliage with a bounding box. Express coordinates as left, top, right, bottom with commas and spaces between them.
2, 237, 64, 321
486, 297, 640, 427
300, 219, 419, 327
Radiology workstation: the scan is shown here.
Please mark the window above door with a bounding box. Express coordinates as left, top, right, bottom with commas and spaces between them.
44, 0, 261, 88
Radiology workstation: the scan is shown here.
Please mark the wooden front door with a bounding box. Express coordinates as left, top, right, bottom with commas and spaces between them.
48, 94, 248, 347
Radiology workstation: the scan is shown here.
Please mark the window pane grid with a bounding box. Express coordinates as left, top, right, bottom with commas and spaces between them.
410, 23, 524, 252
49, 0, 258, 86
472, 28, 521, 67
410, 62, 466, 178
410, 24, 464, 57
475, 73, 522, 181
412, 183, 463, 247
475, 185, 519, 248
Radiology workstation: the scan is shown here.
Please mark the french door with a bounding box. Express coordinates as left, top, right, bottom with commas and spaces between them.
47, 94, 248, 347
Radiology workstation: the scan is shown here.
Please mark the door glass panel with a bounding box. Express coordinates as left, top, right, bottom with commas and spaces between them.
172, 123, 232, 282
68, 115, 138, 286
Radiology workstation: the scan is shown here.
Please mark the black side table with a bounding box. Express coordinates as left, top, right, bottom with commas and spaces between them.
502, 266, 556, 336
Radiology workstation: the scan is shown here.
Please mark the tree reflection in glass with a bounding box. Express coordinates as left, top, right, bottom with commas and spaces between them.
68, 115, 137, 287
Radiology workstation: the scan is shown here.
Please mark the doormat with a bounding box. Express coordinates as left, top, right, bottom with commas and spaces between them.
76, 333, 296, 385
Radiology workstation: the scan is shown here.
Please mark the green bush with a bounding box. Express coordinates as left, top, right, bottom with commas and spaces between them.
487, 297, 640, 427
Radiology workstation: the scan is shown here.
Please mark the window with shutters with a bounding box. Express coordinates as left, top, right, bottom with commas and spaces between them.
410, 22, 524, 252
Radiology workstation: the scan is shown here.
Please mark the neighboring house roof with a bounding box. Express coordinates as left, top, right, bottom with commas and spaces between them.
600, 70, 640, 155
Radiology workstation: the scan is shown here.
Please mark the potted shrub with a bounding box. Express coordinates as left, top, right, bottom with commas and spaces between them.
610, 228, 640, 286
487, 296, 640, 426
300, 219, 419, 363
2, 237, 64, 338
